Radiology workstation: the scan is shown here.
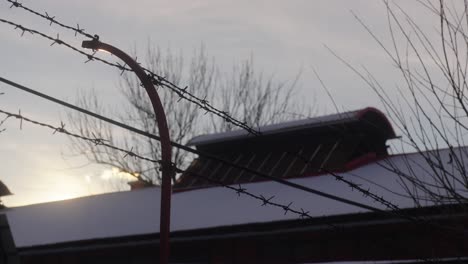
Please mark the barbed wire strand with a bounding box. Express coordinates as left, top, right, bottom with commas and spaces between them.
3, 76, 467, 245
0, 18, 127, 70
0, 107, 341, 228
0, 66, 398, 212
327, 170, 400, 211
175, 168, 340, 228
0, 3, 439, 212
0, 107, 462, 262
0, 107, 432, 238
0, 8, 260, 135
1, 82, 465, 239
0, 6, 464, 236
5, 0, 96, 39
0, 0, 454, 223
282, 151, 401, 211
0, 109, 155, 182
1, 3, 463, 259
0, 76, 389, 215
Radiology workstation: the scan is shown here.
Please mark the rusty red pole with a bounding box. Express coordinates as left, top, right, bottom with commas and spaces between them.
82, 39, 174, 264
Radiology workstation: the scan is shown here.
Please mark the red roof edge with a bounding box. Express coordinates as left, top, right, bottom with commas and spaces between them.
356, 107, 397, 139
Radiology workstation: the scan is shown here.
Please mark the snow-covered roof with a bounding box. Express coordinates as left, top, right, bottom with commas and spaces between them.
4, 147, 465, 248
188, 107, 396, 146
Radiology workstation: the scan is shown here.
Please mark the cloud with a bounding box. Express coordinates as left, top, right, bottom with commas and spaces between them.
100, 167, 138, 182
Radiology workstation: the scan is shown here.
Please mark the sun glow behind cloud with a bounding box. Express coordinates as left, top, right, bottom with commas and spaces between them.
37, 172, 89, 202
3, 167, 140, 207
100, 167, 138, 181
46, 167, 138, 203
3, 172, 87, 207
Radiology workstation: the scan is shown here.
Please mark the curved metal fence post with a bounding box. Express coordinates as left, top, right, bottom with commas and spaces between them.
82, 39, 174, 264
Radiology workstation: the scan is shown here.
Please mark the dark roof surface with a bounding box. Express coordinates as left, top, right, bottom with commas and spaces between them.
177, 107, 397, 189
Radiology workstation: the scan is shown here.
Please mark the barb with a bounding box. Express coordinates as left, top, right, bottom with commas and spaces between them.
1, 3, 260, 136
0, 115, 8, 133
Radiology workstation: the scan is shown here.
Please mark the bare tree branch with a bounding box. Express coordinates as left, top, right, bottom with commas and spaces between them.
67, 43, 310, 188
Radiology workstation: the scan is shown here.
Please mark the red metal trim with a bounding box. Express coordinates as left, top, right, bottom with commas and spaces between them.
343, 152, 378, 171
82, 40, 174, 264
356, 107, 397, 138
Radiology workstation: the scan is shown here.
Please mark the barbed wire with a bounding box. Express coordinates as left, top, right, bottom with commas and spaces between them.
0, 106, 339, 229
282, 151, 401, 211
0, 0, 449, 221
1, 106, 464, 254
5, 0, 97, 40
0, 75, 398, 215
0, 18, 128, 69
2, 76, 466, 244
0, 108, 155, 183
175, 168, 332, 223
0, 107, 341, 228
2, 3, 260, 135
144, 70, 260, 135
0, 14, 461, 236
1, 2, 463, 258
330, 171, 400, 211
0, 107, 459, 263
2, 16, 377, 215
285, 154, 403, 211
0, 80, 465, 248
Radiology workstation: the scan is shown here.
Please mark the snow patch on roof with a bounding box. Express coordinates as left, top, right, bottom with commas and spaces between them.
188, 107, 396, 146
5, 147, 466, 248
188, 109, 363, 146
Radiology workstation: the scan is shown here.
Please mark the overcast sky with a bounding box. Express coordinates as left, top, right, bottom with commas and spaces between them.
0, 1, 438, 206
